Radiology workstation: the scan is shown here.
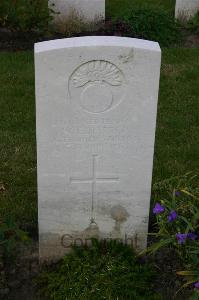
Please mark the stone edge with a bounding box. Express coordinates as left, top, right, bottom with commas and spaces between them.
34, 36, 161, 54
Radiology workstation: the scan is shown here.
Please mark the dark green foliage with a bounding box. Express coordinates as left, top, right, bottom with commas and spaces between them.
123, 8, 180, 46
0, 0, 54, 32
38, 241, 161, 300
106, 0, 179, 47
186, 12, 199, 34
106, 0, 175, 19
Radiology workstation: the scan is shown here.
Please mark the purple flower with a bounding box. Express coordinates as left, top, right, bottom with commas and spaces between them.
194, 282, 199, 288
153, 203, 165, 215
187, 233, 198, 240
168, 210, 177, 222
176, 232, 198, 244
176, 233, 187, 244
175, 191, 181, 197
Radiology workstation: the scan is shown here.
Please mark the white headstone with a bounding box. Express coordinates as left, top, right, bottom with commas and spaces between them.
49, 0, 105, 22
35, 36, 161, 262
175, 0, 199, 20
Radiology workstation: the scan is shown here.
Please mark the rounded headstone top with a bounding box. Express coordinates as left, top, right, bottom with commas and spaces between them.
34, 36, 161, 54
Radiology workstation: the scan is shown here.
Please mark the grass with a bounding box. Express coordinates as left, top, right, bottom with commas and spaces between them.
153, 48, 199, 181
38, 241, 161, 300
106, 0, 175, 19
0, 52, 37, 232
0, 48, 198, 232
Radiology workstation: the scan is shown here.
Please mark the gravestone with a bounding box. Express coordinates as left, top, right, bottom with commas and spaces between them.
35, 36, 161, 262
49, 0, 105, 23
175, 0, 199, 20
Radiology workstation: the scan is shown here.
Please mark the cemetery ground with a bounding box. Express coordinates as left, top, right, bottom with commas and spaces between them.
0, 48, 198, 300
0, 0, 199, 300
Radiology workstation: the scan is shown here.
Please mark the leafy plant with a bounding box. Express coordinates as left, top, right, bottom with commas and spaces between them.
142, 189, 199, 295
38, 240, 161, 300
123, 8, 180, 46
186, 11, 199, 34
0, 0, 54, 32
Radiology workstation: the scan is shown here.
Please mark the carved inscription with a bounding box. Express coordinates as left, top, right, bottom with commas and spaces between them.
52, 118, 133, 155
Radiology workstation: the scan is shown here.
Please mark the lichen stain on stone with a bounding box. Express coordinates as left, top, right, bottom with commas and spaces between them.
110, 205, 129, 238
111, 205, 129, 222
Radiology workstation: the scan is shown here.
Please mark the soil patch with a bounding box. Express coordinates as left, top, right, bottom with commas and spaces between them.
0, 24, 198, 52
0, 241, 39, 300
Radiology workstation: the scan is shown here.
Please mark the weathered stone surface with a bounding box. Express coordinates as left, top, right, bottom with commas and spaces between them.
49, 0, 105, 22
175, 0, 199, 20
34, 36, 161, 262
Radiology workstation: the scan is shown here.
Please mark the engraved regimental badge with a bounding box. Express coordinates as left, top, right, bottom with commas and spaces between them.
69, 60, 125, 113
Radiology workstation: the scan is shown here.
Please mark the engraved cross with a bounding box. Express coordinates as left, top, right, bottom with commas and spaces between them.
70, 155, 119, 223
